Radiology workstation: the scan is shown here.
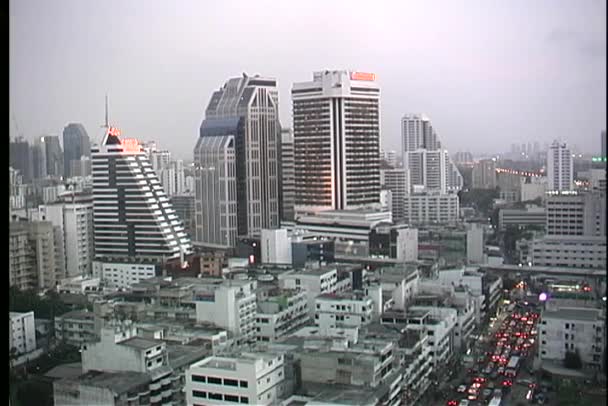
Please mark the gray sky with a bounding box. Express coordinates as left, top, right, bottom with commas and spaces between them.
10, 0, 606, 160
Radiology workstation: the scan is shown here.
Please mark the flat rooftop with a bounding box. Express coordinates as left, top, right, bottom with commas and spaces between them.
543, 307, 602, 322
63, 370, 150, 393
119, 337, 163, 350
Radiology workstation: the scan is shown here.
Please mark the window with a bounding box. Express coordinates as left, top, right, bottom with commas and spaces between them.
207, 376, 222, 385
224, 378, 238, 386
565, 323, 569, 329
565, 343, 568, 349
239, 380, 248, 388
192, 375, 206, 383
565, 334, 569, 339
240, 397, 249, 404
192, 390, 207, 398
209, 393, 223, 401
224, 394, 239, 403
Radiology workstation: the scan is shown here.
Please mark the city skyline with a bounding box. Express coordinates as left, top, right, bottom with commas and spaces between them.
10, 0, 606, 160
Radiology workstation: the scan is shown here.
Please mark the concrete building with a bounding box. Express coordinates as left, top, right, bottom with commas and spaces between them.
280, 128, 295, 223
314, 292, 374, 331
41, 135, 63, 178
149, 149, 172, 173
194, 280, 257, 345
38, 195, 94, 278
10, 137, 33, 183
292, 70, 380, 214
9, 311, 36, 355
159, 159, 186, 197
171, 194, 195, 238
278, 266, 340, 316
466, 222, 484, 264
92, 126, 192, 265
63, 123, 91, 178
375, 265, 421, 310
380, 167, 410, 224
261, 229, 292, 265
521, 176, 548, 202
402, 192, 460, 225
545, 191, 606, 237
528, 236, 606, 269
194, 74, 281, 248
186, 352, 285, 406
54, 310, 97, 346
380, 148, 398, 168
9, 224, 36, 290
498, 206, 546, 230
256, 288, 309, 342
472, 159, 497, 189
93, 262, 159, 289
401, 114, 463, 194
538, 307, 604, 370
547, 140, 574, 191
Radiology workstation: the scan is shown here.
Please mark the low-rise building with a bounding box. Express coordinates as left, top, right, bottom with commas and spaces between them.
402, 193, 460, 225
278, 266, 339, 316
528, 236, 606, 269
54, 310, 97, 346
256, 288, 309, 343
498, 206, 546, 231
314, 292, 374, 331
9, 311, 36, 355
93, 261, 160, 289
185, 352, 285, 406
538, 307, 604, 370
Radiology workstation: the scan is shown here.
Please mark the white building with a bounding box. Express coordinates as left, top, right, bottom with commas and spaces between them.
38, 196, 94, 278
278, 266, 339, 316
538, 307, 604, 369
377, 266, 421, 310
42, 185, 66, 204
261, 229, 292, 265
9, 311, 36, 355
466, 223, 484, 264
194, 280, 257, 345
186, 352, 285, 406
402, 192, 460, 225
528, 236, 606, 269
472, 159, 497, 189
521, 176, 547, 202
256, 289, 309, 342
314, 292, 374, 331
547, 140, 573, 191
93, 261, 158, 289
545, 191, 606, 237
159, 159, 186, 197
395, 227, 419, 262
292, 70, 381, 214
150, 149, 172, 172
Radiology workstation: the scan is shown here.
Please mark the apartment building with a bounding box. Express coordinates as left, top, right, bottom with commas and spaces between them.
314, 292, 374, 331
9, 311, 36, 355
256, 289, 309, 342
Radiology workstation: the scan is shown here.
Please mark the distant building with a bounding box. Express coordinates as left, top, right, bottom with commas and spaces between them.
314, 292, 374, 331
54, 310, 97, 346
10, 137, 33, 183
601, 130, 606, 158
280, 128, 295, 223
380, 167, 410, 223
499, 206, 546, 230
547, 140, 574, 191
63, 123, 91, 178
159, 159, 185, 196
466, 223, 484, 264
9, 311, 36, 355
528, 236, 606, 269
293, 70, 381, 214
471, 159, 497, 189
545, 191, 605, 237
41, 135, 63, 178
521, 176, 547, 202
9, 223, 36, 290
261, 229, 292, 265
402, 193, 460, 225
256, 289, 309, 342
171, 194, 195, 238
31, 137, 48, 180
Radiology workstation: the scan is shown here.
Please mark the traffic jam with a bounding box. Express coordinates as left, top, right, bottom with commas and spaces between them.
447, 300, 541, 406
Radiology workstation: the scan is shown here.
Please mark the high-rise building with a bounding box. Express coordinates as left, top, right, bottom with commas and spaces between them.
38, 193, 94, 278
149, 150, 171, 172
547, 140, 573, 191
280, 128, 295, 222
31, 137, 48, 180
42, 135, 63, 178
171, 194, 195, 238
380, 148, 398, 167
401, 114, 462, 193
63, 123, 91, 178
159, 160, 185, 196
194, 74, 281, 247
292, 70, 381, 213
380, 167, 410, 224
471, 159, 497, 189
91, 126, 192, 264
10, 137, 33, 182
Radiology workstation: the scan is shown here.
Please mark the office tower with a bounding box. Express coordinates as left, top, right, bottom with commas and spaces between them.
380, 167, 410, 223
42, 135, 63, 177
546, 192, 605, 237
194, 74, 281, 247
547, 140, 573, 191
31, 137, 48, 180
150, 150, 171, 172
69, 156, 92, 178
280, 128, 295, 222
602, 130, 606, 158
92, 126, 192, 263
471, 159, 497, 189
170, 195, 195, 237
401, 114, 462, 193
63, 123, 91, 178
292, 70, 380, 213
39, 193, 94, 277
159, 160, 185, 196
10, 137, 33, 182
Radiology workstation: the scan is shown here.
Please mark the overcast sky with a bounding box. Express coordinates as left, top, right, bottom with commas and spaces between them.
10, 0, 606, 160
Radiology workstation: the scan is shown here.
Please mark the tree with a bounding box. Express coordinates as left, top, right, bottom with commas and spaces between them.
564, 350, 583, 369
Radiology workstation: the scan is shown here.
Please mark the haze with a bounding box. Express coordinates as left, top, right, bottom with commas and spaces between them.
9, 0, 606, 160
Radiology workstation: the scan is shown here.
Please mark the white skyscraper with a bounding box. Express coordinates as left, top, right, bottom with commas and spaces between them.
194, 74, 281, 248
91, 126, 192, 264
292, 70, 381, 214
401, 114, 462, 193
547, 140, 573, 191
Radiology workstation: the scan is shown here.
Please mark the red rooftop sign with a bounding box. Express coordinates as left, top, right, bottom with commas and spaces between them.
350, 72, 376, 81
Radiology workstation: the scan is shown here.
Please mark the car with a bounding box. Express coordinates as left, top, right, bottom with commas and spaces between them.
502, 379, 513, 387
473, 376, 486, 384
457, 384, 467, 393
482, 388, 493, 399
446, 400, 458, 406
467, 394, 478, 401
458, 400, 470, 406
497, 367, 505, 375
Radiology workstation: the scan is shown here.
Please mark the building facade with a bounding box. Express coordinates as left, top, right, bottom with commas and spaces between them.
292, 70, 381, 214
380, 167, 410, 224
63, 123, 91, 179
280, 128, 295, 223
547, 140, 573, 191
471, 159, 497, 189
9, 311, 36, 355
402, 193, 460, 225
